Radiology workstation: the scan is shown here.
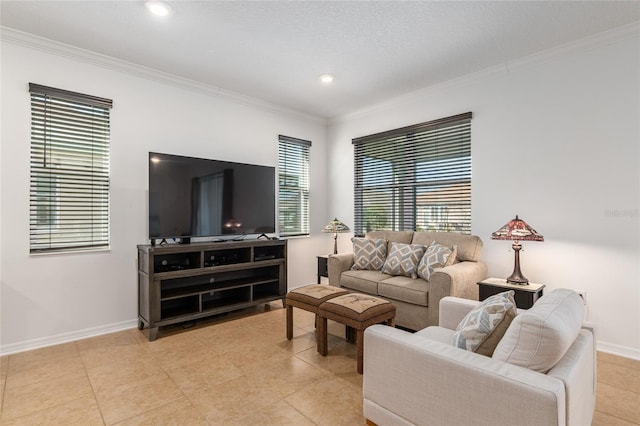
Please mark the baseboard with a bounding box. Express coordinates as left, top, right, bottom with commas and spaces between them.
597, 341, 640, 361
0, 319, 138, 356
2, 318, 639, 362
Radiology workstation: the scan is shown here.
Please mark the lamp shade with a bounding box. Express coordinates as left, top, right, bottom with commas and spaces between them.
322, 218, 350, 234
491, 215, 543, 242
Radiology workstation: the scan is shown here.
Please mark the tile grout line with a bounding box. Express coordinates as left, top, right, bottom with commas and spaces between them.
76, 340, 108, 426
0, 356, 8, 420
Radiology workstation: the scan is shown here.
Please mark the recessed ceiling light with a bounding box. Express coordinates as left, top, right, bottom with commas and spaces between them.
145, 1, 172, 17
319, 73, 335, 84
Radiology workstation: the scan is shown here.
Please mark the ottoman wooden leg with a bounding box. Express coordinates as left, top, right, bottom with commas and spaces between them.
286, 304, 293, 340
318, 316, 328, 356
356, 329, 364, 374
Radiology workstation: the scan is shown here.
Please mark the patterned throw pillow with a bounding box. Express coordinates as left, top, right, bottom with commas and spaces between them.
381, 242, 426, 278
351, 238, 387, 271
451, 290, 517, 357
417, 241, 456, 281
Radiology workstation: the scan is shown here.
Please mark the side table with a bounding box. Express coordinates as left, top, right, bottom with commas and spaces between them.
317, 254, 329, 284
478, 278, 545, 309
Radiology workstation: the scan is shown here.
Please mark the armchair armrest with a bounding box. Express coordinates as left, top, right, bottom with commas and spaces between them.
363, 325, 566, 426
438, 296, 480, 330
327, 252, 354, 287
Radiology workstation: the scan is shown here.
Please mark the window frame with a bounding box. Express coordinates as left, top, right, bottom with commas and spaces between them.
353, 112, 472, 236
278, 135, 311, 237
29, 83, 112, 254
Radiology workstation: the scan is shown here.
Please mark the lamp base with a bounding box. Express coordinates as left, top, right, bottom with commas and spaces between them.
506, 275, 529, 285
507, 242, 529, 285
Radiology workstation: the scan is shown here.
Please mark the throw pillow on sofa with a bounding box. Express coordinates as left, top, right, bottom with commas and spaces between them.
351, 237, 388, 271
417, 241, 457, 281
452, 290, 517, 357
381, 242, 426, 279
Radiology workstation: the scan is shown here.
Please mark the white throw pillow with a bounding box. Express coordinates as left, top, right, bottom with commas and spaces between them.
452, 290, 517, 357
351, 237, 387, 271
492, 289, 584, 373
417, 241, 456, 281
381, 242, 426, 278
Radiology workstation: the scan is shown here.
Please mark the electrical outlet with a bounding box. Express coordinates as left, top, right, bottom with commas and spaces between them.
576, 291, 587, 305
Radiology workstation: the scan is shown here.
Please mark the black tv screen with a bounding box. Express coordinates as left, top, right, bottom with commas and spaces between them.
148, 152, 276, 240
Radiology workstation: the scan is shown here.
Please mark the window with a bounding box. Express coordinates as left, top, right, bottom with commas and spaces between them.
278, 135, 311, 237
353, 112, 472, 235
29, 83, 112, 253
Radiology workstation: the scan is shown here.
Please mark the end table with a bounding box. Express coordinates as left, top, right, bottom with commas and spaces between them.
478, 278, 545, 309
317, 254, 329, 284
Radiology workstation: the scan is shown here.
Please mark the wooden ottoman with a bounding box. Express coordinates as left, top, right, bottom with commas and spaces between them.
318, 293, 396, 374
285, 284, 349, 340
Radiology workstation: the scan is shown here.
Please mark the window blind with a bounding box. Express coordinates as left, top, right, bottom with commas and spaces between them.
278, 135, 311, 237
353, 112, 472, 236
29, 83, 112, 253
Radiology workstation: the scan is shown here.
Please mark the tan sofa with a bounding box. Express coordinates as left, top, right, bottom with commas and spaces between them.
328, 230, 487, 330
363, 289, 596, 426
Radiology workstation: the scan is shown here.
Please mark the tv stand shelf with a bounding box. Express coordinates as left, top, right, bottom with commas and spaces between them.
137, 239, 287, 341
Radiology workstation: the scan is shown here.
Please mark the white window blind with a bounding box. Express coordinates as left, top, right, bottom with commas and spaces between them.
278, 135, 311, 237
353, 112, 472, 236
29, 83, 112, 253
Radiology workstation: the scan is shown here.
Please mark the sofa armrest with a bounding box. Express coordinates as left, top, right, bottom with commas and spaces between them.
438, 296, 480, 330
327, 253, 354, 287
431, 260, 487, 301
364, 325, 566, 426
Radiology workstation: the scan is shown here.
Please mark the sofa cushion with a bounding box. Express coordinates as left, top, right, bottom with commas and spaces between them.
381, 242, 426, 278
411, 231, 483, 262
366, 230, 414, 247
492, 289, 585, 373
340, 270, 392, 294
351, 237, 387, 271
378, 275, 429, 306
417, 241, 457, 281
452, 290, 517, 357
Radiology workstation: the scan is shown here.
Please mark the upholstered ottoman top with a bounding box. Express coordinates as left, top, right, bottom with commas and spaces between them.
286, 284, 349, 306
320, 293, 395, 322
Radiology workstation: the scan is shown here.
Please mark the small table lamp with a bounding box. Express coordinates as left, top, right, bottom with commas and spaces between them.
322, 218, 350, 254
491, 215, 544, 285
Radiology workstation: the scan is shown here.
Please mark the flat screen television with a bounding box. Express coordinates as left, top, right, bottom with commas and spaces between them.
148, 152, 276, 241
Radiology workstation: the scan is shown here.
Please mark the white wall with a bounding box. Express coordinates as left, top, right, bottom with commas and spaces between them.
0, 32, 329, 354
327, 27, 640, 359
2, 26, 639, 360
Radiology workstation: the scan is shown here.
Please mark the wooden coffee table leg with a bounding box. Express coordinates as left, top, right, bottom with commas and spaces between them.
286, 304, 293, 340
318, 316, 328, 356
356, 329, 364, 374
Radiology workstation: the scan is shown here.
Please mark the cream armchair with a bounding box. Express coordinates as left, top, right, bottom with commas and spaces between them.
363, 289, 596, 426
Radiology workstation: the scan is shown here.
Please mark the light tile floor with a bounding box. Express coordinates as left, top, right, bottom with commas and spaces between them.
0, 302, 638, 425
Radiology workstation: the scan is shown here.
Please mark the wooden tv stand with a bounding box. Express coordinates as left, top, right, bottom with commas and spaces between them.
137, 239, 287, 341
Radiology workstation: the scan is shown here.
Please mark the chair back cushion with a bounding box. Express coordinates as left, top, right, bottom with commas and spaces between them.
493, 289, 584, 373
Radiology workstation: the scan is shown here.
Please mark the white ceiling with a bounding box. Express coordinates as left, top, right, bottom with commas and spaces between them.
2, 1, 639, 119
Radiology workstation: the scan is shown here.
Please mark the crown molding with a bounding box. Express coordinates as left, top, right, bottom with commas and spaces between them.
0, 26, 326, 125
329, 21, 640, 125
